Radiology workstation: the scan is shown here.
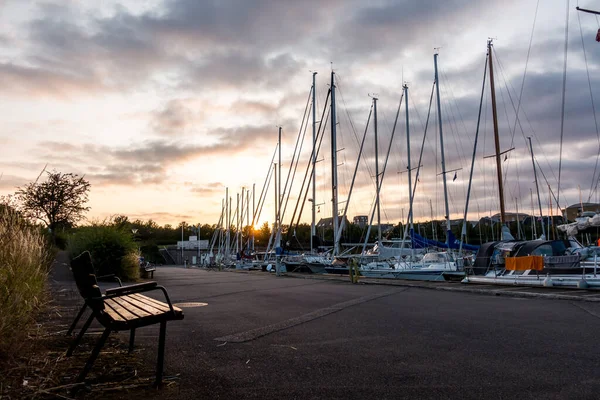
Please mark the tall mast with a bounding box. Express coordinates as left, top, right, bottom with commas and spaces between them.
311, 72, 317, 254
434, 52, 451, 244
225, 187, 230, 260
246, 189, 250, 248
236, 192, 240, 254
252, 183, 255, 251
487, 39, 507, 225
373, 96, 381, 242
404, 84, 414, 261
330, 71, 339, 255
430, 199, 436, 241
530, 188, 537, 240
277, 126, 282, 248
528, 136, 546, 239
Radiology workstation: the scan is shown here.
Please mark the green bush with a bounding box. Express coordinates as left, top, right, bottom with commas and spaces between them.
68, 222, 139, 281
0, 206, 53, 359
140, 243, 161, 263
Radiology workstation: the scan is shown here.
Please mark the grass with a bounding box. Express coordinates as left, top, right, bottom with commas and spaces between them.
0, 206, 54, 360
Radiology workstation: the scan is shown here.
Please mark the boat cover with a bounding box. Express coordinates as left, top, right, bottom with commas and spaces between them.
410, 229, 479, 252
505, 255, 544, 271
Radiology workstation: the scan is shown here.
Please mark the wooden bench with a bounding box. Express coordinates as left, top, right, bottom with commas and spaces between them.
140, 262, 156, 279
67, 251, 184, 387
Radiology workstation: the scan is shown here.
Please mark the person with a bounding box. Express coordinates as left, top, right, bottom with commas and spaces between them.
596, 237, 600, 247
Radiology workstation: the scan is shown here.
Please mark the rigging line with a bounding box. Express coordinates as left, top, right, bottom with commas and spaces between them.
361, 91, 404, 253
282, 99, 310, 221
407, 82, 436, 231
285, 92, 325, 231
438, 71, 470, 217
494, 48, 560, 191
336, 104, 373, 245
254, 147, 278, 225
483, 80, 489, 219
377, 106, 395, 224
576, 10, 600, 202
534, 156, 560, 211
495, 61, 516, 192
460, 55, 488, 252
511, 0, 540, 142
279, 87, 312, 223
439, 69, 474, 166
557, 0, 570, 213
438, 76, 468, 176
335, 75, 376, 187
288, 91, 332, 241
492, 48, 526, 207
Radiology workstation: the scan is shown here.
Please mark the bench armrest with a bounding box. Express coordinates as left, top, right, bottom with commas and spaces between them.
105, 281, 157, 295
97, 274, 123, 286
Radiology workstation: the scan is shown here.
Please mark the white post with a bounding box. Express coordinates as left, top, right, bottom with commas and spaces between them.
181, 224, 184, 266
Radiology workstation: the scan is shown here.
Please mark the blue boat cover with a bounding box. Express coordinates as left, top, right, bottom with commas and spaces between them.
410, 229, 479, 252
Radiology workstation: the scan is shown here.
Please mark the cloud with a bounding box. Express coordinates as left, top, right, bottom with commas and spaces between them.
0, 174, 29, 190
187, 181, 225, 196
31, 122, 281, 187
151, 99, 198, 136
0, 63, 105, 98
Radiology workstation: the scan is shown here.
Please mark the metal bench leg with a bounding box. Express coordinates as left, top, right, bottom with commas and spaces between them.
66, 303, 88, 336
128, 328, 136, 353
67, 313, 94, 356
154, 321, 167, 388
77, 327, 111, 383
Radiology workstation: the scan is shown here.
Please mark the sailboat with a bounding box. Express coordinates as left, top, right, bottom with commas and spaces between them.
279, 72, 335, 274
463, 36, 600, 288
359, 54, 477, 281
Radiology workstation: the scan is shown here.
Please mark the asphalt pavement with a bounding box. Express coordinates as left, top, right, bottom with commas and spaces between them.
52, 260, 600, 399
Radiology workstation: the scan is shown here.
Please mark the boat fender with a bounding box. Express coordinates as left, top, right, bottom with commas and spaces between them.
543, 276, 553, 287
577, 280, 589, 289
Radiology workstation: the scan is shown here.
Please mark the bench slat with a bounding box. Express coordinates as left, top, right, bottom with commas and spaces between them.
104, 297, 140, 321
118, 295, 165, 317
111, 296, 154, 318
129, 293, 180, 313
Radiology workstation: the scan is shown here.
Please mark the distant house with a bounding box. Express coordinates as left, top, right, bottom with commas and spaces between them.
316, 216, 351, 230
353, 215, 368, 229
521, 215, 564, 226
490, 212, 531, 223
563, 203, 600, 222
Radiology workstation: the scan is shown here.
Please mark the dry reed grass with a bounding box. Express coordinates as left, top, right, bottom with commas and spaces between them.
0, 206, 54, 359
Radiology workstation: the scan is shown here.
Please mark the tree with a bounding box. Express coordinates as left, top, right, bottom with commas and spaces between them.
15, 171, 91, 240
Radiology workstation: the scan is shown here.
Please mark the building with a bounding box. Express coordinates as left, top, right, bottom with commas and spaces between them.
490, 212, 531, 223
353, 215, 368, 229
316, 216, 351, 230
563, 203, 600, 222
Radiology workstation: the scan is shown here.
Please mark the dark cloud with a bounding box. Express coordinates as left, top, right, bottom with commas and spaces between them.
182, 51, 306, 91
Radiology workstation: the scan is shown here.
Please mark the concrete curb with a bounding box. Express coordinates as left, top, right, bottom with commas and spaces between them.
271, 271, 600, 303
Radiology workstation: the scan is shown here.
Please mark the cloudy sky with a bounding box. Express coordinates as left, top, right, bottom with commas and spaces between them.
0, 0, 598, 228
